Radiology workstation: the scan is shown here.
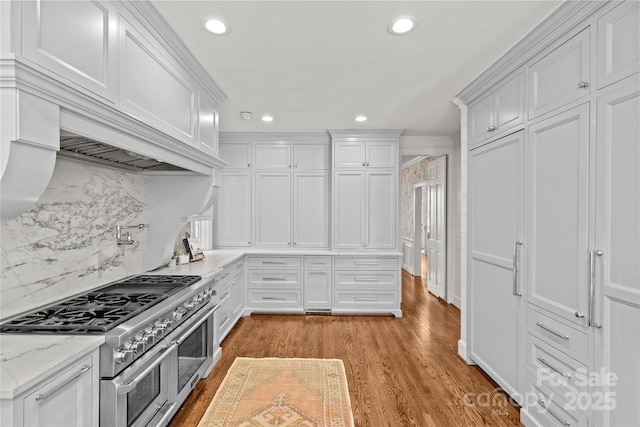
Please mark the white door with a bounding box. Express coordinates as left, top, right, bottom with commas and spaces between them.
293, 172, 329, 248
469, 132, 524, 401
593, 81, 640, 427
526, 104, 590, 327
366, 170, 396, 250
333, 171, 365, 249
216, 172, 252, 247
425, 156, 447, 299
255, 172, 291, 247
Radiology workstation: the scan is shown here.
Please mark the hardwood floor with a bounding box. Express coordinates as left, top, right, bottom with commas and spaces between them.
169, 270, 522, 427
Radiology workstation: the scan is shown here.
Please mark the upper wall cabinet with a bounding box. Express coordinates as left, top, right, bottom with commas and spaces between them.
21, 0, 118, 102
528, 27, 591, 119
119, 14, 196, 145
597, 1, 640, 89
220, 143, 252, 169
469, 73, 524, 147
334, 140, 397, 169
255, 144, 329, 170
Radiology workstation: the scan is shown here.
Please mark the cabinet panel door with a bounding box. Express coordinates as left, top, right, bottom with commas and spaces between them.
333, 171, 365, 249
594, 81, 640, 427
24, 355, 97, 427
366, 141, 397, 168
22, 0, 117, 101
494, 74, 525, 134
220, 143, 252, 169
255, 144, 292, 170
255, 172, 291, 247
526, 104, 590, 326
469, 132, 524, 400
293, 172, 329, 248
469, 96, 494, 144
293, 144, 329, 170
334, 141, 365, 169
367, 170, 396, 250
597, 1, 640, 89
304, 270, 331, 310
120, 16, 195, 143
198, 96, 219, 157
216, 172, 252, 247
529, 28, 590, 119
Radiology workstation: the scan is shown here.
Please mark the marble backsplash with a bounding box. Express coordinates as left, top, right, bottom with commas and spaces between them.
0, 158, 148, 320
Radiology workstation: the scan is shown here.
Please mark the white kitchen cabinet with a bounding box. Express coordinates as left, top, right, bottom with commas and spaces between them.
255, 172, 292, 248
246, 256, 303, 313
21, 0, 118, 102
597, 1, 640, 89
216, 172, 252, 247
469, 73, 525, 147
593, 79, 640, 427
1, 350, 100, 427
293, 144, 329, 170
256, 143, 329, 171
469, 131, 524, 401
332, 256, 401, 316
333, 170, 396, 250
220, 143, 252, 169
228, 261, 245, 325
198, 96, 219, 158
303, 256, 332, 311
528, 27, 591, 119
293, 172, 329, 248
255, 144, 292, 170
526, 104, 590, 327
333, 140, 397, 169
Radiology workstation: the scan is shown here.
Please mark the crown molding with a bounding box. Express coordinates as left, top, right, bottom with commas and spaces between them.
220, 131, 331, 144
328, 129, 404, 140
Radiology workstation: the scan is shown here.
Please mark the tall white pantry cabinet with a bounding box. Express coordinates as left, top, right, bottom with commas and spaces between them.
461, 2, 639, 427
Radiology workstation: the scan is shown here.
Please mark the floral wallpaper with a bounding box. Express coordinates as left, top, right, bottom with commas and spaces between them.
401, 157, 433, 240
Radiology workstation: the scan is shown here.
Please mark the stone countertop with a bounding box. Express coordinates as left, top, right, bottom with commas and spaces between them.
0, 335, 104, 399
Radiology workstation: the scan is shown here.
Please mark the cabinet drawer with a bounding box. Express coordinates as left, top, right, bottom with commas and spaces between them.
247, 256, 302, 269
526, 334, 589, 401
304, 256, 332, 269
334, 257, 399, 270
247, 289, 302, 309
334, 271, 398, 289
525, 374, 589, 427
215, 279, 232, 303
333, 290, 398, 310
248, 271, 301, 288
527, 308, 589, 364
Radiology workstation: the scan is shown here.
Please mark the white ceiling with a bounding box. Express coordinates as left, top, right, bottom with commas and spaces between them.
152, 1, 561, 137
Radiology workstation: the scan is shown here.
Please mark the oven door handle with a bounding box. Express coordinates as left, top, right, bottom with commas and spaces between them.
116, 342, 178, 395
167, 307, 214, 346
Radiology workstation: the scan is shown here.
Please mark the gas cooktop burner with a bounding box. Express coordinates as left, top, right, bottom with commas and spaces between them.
0, 275, 202, 334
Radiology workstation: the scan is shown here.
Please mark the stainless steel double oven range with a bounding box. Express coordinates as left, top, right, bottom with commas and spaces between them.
0, 274, 220, 427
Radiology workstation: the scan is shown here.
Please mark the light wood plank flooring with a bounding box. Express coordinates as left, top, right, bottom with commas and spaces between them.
169, 270, 522, 427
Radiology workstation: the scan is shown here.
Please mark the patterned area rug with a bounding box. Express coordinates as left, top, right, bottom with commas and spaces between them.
197, 357, 355, 427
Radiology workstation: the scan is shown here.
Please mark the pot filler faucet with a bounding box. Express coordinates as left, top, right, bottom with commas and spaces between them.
116, 224, 149, 246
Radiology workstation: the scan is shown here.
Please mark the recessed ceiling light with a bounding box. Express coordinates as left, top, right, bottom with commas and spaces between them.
354, 115, 368, 122
204, 18, 229, 35
388, 16, 417, 35
261, 115, 274, 122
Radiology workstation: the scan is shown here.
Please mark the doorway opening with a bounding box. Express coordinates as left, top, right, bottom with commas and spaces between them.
414, 156, 447, 300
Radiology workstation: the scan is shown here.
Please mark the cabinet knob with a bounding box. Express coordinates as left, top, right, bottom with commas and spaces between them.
247, 163, 251, 168
577, 81, 589, 89
366, 162, 370, 166
487, 125, 497, 132
362, 162, 366, 167
294, 164, 298, 168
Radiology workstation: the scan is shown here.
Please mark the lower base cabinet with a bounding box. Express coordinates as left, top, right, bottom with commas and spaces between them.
246, 256, 303, 312
0, 349, 99, 427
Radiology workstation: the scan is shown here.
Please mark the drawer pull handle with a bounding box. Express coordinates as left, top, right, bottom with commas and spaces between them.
263, 277, 287, 281
220, 316, 229, 324
354, 262, 379, 266
263, 261, 286, 265
537, 357, 572, 378
535, 322, 570, 340
589, 249, 604, 328
354, 278, 379, 282
354, 297, 377, 301
263, 296, 286, 301
537, 400, 570, 426
35, 365, 91, 401
512, 240, 523, 296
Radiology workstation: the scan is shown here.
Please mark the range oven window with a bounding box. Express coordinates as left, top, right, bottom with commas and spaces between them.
127, 365, 161, 427
177, 321, 207, 392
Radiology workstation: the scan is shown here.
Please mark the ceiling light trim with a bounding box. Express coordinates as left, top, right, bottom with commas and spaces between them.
388, 16, 417, 36
203, 17, 230, 35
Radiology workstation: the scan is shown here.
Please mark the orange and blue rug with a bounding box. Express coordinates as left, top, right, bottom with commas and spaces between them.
197, 357, 354, 427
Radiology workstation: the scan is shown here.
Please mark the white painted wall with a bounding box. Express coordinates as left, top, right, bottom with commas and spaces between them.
447, 131, 462, 308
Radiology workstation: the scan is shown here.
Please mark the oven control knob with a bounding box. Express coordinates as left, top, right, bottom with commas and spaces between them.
125, 339, 143, 353
173, 307, 187, 320
152, 326, 165, 338
184, 301, 196, 311
161, 319, 173, 330
193, 294, 203, 304
114, 346, 134, 364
